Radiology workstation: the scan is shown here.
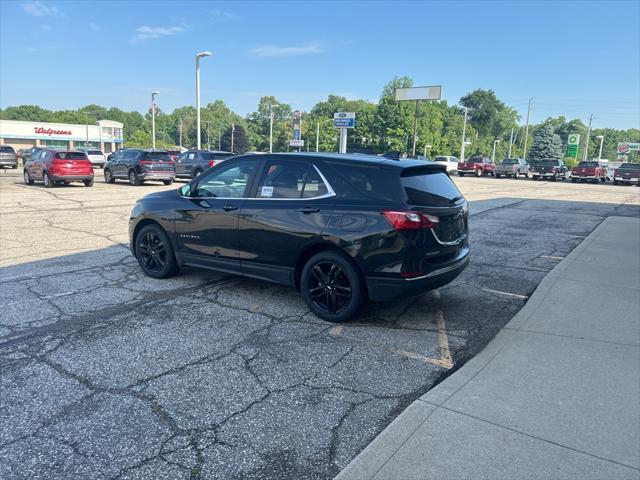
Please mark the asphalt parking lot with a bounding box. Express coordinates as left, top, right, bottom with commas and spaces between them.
1, 169, 639, 480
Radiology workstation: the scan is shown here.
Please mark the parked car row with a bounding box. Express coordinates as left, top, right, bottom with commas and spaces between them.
455, 155, 638, 185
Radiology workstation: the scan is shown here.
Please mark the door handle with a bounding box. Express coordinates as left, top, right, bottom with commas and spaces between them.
299, 207, 320, 214
223, 205, 239, 211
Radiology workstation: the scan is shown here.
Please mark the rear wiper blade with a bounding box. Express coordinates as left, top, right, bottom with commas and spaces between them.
450, 196, 463, 204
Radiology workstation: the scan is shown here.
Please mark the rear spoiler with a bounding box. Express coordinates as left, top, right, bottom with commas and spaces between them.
400, 163, 447, 177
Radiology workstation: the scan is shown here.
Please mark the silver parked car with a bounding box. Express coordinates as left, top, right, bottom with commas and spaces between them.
77, 148, 106, 168
433, 155, 459, 173
0, 145, 18, 169
495, 158, 529, 179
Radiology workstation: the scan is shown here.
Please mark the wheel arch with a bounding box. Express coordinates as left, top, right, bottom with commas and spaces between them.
131, 218, 180, 265
293, 241, 366, 296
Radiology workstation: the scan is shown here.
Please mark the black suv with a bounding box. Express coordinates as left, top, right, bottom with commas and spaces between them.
103, 149, 175, 186
175, 150, 234, 179
128, 153, 469, 322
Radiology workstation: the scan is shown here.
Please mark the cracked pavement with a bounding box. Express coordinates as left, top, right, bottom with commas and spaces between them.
1, 169, 639, 479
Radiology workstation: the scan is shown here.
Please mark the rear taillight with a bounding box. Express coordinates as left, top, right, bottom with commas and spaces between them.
381, 210, 439, 230
512, 165, 518, 171
139, 160, 153, 166
552, 167, 557, 172
208, 160, 216, 167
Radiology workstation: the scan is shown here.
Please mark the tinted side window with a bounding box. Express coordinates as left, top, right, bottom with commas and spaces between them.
301, 167, 329, 198
195, 160, 256, 198
321, 162, 402, 202
124, 151, 138, 161
255, 161, 309, 199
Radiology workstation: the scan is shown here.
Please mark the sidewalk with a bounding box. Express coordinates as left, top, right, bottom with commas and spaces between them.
336, 216, 640, 480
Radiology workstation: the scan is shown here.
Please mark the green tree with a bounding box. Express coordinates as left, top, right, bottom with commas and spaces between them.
529, 124, 563, 160
221, 124, 252, 154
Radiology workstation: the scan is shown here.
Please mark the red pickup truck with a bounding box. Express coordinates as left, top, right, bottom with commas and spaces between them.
570, 161, 607, 183
458, 156, 496, 177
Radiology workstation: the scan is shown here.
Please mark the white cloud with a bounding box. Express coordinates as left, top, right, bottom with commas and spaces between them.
89, 22, 101, 31
131, 25, 185, 43
249, 43, 325, 57
209, 10, 235, 20
23, 1, 64, 17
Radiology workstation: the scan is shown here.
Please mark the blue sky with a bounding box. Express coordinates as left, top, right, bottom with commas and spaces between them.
1, 0, 638, 129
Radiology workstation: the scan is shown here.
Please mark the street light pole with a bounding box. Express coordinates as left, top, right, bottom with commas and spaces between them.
269, 104, 278, 153
522, 98, 532, 160
85, 111, 89, 147
316, 122, 320, 152
492, 139, 501, 162
460, 106, 468, 162
151, 91, 159, 150
596, 135, 604, 160
508, 127, 514, 158
583, 113, 593, 161
195, 51, 212, 150
178, 119, 182, 149
231, 123, 235, 153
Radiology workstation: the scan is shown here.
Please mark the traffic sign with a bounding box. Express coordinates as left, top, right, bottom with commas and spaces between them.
333, 112, 355, 128
289, 139, 304, 147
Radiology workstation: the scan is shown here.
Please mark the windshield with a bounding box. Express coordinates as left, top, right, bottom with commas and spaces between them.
501, 159, 518, 165
401, 170, 463, 207
578, 161, 599, 167
539, 160, 557, 166
0, 146, 15, 153
468, 157, 484, 163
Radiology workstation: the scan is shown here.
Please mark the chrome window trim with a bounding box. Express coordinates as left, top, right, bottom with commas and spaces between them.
430, 228, 467, 246
181, 164, 336, 202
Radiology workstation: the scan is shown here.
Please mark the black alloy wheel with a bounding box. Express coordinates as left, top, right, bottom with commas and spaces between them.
135, 224, 179, 278
301, 251, 364, 322
104, 168, 115, 184
129, 170, 141, 186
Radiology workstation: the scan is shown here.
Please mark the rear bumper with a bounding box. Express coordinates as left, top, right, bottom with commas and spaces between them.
614, 176, 639, 184
139, 172, 175, 180
51, 174, 94, 182
365, 247, 470, 302
0, 160, 18, 167
571, 174, 599, 179
533, 172, 557, 177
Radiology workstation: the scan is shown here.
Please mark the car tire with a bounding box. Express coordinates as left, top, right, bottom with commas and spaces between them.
533, 175, 538, 181
513, 172, 519, 179
525, 171, 529, 178
458, 173, 464, 177
476, 169, 482, 177
613, 180, 619, 185
192, 169, 203, 179
104, 168, 115, 184
600, 177, 606, 183
571, 178, 577, 183
23, 169, 34, 185
551, 175, 557, 182
495, 174, 501, 178
43, 171, 54, 188
134, 224, 179, 279
301, 250, 365, 323
129, 169, 141, 186
84, 179, 94, 187
163, 179, 174, 186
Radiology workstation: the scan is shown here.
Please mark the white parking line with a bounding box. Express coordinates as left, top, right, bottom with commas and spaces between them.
541, 255, 565, 260
481, 288, 529, 300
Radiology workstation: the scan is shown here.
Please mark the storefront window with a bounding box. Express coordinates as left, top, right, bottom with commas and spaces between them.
43, 139, 69, 149
76, 141, 100, 148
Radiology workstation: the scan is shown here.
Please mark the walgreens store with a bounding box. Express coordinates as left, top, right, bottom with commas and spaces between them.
0, 119, 124, 153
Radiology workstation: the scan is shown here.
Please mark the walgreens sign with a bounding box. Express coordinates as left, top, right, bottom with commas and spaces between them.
34, 127, 73, 136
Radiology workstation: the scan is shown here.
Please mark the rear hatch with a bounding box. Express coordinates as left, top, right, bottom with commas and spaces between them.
85, 150, 104, 164
400, 166, 468, 262
53, 152, 93, 174
141, 152, 175, 171
616, 164, 640, 179
496, 160, 518, 172
0, 146, 16, 162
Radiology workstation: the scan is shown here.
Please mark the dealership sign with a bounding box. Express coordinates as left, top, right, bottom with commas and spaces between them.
34, 127, 72, 136
333, 112, 355, 128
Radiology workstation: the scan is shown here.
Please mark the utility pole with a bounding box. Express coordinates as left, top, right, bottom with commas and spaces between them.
508, 127, 514, 158
218, 128, 221, 150
151, 91, 159, 150
460, 106, 468, 162
178, 119, 182, 149
583, 114, 593, 161
205, 122, 211, 150
316, 122, 320, 152
268, 104, 278, 153
231, 123, 235, 154
522, 98, 532, 160
411, 100, 419, 156
84, 111, 89, 147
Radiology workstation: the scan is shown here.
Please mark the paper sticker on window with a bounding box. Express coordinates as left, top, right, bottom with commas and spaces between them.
305, 182, 319, 191
261, 186, 274, 197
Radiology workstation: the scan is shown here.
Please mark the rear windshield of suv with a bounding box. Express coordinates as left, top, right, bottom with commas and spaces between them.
401, 169, 463, 207
87, 150, 103, 155
539, 160, 557, 166
468, 157, 484, 163
144, 152, 171, 161
434, 156, 448, 162
55, 152, 87, 160
501, 158, 518, 164
577, 161, 599, 167
0, 146, 15, 153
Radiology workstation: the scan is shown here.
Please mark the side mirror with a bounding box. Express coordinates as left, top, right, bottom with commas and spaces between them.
180, 184, 191, 197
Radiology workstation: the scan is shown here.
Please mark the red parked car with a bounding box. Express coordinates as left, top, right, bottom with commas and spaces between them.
570, 161, 607, 183
458, 156, 496, 177
23, 149, 94, 187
